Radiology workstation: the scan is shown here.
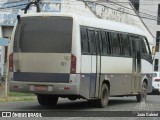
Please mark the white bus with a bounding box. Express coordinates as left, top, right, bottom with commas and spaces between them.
8, 13, 153, 108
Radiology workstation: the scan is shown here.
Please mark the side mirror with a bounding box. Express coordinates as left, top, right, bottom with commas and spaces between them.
152, 46, 156, 55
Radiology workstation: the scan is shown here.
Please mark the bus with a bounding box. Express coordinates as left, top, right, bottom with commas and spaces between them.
8, 13, 153, 108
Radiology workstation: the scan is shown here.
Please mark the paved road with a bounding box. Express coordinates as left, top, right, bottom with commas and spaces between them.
0, 95, 159, 111
0, 95, 159, 120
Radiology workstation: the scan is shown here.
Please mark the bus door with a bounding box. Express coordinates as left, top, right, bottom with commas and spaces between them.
131, 36, 141, 92
88, 30, 101, 98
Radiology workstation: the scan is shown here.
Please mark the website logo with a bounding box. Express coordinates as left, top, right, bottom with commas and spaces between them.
2, 112, 11, 117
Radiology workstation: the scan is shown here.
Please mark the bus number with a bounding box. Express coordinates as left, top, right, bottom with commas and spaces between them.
61, 62, 67, 66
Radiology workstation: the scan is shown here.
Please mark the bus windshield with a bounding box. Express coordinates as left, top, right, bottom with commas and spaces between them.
14, 16, 73, 53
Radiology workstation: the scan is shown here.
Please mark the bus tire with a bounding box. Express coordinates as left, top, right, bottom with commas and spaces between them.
37, 94, 58, 106
136, 82, 147, 102
37, 94, 46, 105
46, 95, 58, 106
90, 84, 109, 108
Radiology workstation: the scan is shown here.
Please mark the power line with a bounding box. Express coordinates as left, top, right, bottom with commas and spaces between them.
0, 0, 158, 22
0, 0, 29, 6
80, 0, 160, 21
82, 1, 158, 21
0, 3, 28, 9
82, 0, 158, 20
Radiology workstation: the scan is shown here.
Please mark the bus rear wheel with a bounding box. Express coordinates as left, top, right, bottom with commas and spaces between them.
37, 94, 46, 105
136, 82, 147, 102
89, 84, 109, 108
37, 94, 58, 106
99, 84, 109, 107
46, 95, 58, 106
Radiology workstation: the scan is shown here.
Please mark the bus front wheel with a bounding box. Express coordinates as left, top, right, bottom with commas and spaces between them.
136, 82, 147, 102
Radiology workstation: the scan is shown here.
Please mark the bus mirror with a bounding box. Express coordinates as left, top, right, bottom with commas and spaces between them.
152, 46, 156, 55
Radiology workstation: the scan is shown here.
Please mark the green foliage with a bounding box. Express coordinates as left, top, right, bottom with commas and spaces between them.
0, 96, 36, 102
8, 92, 35, 97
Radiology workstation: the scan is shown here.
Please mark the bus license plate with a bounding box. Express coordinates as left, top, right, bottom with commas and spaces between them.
35, 85, 48, 91
30, 85, 48, 91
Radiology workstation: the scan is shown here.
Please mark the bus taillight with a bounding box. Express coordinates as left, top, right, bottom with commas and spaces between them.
155, 79, 160, 82
70, 54, 76, 74
9, 53, 13, 72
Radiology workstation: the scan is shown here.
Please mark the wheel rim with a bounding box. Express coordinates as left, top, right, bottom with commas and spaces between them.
141, 84, 147, 101
102, 88, 107, 104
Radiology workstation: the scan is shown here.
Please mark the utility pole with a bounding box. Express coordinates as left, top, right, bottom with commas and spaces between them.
4, 0, 41, 99
4, 38, 9, 99
4, 60, 8, 99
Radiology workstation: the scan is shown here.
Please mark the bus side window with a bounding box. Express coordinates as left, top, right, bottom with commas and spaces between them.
88, 30, 96, 55
141, 37, 152, 63
95, 31, 101, 54
110, 32, 120, 56
80, 28, 90, 54
101, 31, 107, 55
130, 36, 140, 56
142, 37, 151, 55
106, 32, 111, 55
101, 31, 111, 55
120, 34, 131, 56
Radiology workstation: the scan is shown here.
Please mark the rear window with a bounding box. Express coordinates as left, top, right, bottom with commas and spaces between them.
14, 16, 73, 53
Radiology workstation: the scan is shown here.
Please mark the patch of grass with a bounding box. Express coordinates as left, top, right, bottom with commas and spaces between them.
0, 92, 37, 102
0, 96, 37, 102
0, 86, 37, 102
8, 92, 35, 97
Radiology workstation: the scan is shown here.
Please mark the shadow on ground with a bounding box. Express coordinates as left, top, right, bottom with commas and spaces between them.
18, 97, 137, 111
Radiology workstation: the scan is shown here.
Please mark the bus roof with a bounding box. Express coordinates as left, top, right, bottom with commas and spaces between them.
21, 13, 145, 36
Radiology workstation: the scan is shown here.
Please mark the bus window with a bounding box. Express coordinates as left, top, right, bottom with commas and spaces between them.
101, 31, 111, 55
81, 28, 90, 54
101, 31, 107, 55
142, 37, 151, 55
110, 32, 120, 55
88, 30, 96, 55
95, 31, 100, 54
120, 34, 131, 56
141, 37, 152, 63
14, 16, 73, 53
130, 36, 141, 55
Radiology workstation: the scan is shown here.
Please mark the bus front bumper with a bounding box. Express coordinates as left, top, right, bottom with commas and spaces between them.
9, 81, 79, 95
